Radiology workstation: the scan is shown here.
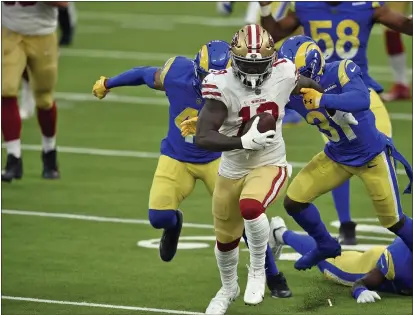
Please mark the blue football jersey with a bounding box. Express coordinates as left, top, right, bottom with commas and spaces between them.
293, 1, 384, 93
159, 56, 221, 164
377, 237, 412, 296
287, 59, 387, 166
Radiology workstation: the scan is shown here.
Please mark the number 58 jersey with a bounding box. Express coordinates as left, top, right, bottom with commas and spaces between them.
201, 59, 298, 179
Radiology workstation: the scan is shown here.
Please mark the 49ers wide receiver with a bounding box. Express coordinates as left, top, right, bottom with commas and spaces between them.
195, 24, 323, 314
1, 1, 67, 182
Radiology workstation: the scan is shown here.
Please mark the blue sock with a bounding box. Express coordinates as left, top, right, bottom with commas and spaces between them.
395, 215, 413, 251
242, 231, 279, 277
332, 180, 351, 223
283, 230, 317, 256
265, 244, 279, 277
287, 203, 335, 247
148, 209, 177, 229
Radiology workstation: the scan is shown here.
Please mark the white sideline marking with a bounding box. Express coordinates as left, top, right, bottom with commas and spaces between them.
59, 48, 413, 76
1, 296, 204, 315
1, 209, 214, 229
1, 143, 408, 176
53, 91, 412, 122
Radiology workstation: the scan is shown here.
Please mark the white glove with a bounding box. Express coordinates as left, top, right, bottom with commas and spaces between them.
357, 290, 381, 304
241, 116, 276, 151
330, 110, 358, 126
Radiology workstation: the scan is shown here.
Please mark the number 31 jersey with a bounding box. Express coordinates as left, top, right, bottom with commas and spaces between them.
293, 1, 384, 93
201, 59, 298, 179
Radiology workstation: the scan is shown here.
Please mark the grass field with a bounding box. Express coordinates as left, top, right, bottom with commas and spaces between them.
1, 2, 412, 315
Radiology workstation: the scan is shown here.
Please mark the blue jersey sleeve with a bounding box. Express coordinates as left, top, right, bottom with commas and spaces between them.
320, 60, 370, 112
160, 56, 194, 91
377, 248, 395, 280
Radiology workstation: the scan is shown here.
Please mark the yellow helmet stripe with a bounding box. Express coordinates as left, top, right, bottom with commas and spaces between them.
294, 41, 324, 75
226, 58, 232, 68
199, 45, 209, 72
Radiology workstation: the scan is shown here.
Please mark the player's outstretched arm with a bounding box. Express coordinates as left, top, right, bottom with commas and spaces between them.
352, 268, 384, 303
92, 67, 163, 99
195, 99, 243, 152
259, 2, 301, 43
374, 4, 413, 35
291, 75, 324, 95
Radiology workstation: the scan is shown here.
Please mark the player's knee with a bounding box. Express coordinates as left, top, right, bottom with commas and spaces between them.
2, 82, 19, 97
216, 238, 240, 252
387, 214, 406, 233
148, 209, 177, 229
34, 91, 54, 109
239, 198, 264, 220
284, 195, 307, 214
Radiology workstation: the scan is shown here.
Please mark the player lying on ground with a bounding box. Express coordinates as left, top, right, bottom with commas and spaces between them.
194, 25, 323, 314
260, 0, 413, 245
277, 35, 413, 271
92, 40, 290, 298
2, 1, 67, 182
269, 216, 412, 302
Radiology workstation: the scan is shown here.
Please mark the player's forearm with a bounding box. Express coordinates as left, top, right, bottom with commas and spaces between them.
321, 88, 369, 112
195, 131, 243, 152
105, 67, 158, 89
260, 16, 285, 43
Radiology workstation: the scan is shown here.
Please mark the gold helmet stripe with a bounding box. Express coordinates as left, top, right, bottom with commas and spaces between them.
295, 41, 324, 75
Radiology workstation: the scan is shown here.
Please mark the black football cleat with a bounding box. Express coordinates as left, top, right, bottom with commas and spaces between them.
2, 154, 23, 183
339, 221, 357, 245
267, 272, 292, 298
159, 210, 183, 262
42, 149, 60, 179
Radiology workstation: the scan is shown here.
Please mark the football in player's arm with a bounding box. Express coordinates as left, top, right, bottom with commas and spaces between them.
195, 75, 323, 151
259, 1, 413, 43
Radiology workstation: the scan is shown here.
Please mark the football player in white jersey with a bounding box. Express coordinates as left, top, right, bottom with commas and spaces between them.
195, 24, 323, 314
1, 1, 66, 182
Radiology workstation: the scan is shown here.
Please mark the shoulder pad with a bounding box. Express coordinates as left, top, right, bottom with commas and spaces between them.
338, 59, 360, 87
160, 56, 194, 87
201, 70, 231, 104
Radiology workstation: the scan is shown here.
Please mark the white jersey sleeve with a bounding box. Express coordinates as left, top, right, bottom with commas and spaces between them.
201, 71, 231, 107
272, 58, 299, 104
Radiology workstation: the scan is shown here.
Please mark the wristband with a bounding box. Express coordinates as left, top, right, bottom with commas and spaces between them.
260, 4, 272, 17
352, 286, 367, 299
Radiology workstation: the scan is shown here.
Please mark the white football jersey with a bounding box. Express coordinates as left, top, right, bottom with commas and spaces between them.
2, 2, 58, 36
201, 59, 298, 179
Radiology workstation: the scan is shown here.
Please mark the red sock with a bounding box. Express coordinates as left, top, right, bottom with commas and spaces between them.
22, 68, 29, 82
385, 30, 404, 55
37, 102, 57, 137
1, 96, 21, 141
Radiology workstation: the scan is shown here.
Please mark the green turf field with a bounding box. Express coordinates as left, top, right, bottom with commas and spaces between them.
1, 2, 412, 315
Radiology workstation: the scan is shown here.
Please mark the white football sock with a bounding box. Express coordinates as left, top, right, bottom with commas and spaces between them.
42, 136, 56, 153
245, 1, 260, 24
244, 213, 270, 270
6, 139, 21, 158
389, 53, 409, 85
215, 245, 239, 291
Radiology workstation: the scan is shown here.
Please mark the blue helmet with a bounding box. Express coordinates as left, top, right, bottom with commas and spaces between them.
194, 40, 231, 75
278, 35, 325, 81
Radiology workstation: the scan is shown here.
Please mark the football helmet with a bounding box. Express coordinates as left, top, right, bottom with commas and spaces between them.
230, 24, 276, 89
278, 35, 325, 82
194, 40, 231, 75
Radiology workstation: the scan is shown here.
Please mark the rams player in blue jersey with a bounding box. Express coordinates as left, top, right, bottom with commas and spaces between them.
92, 40, 291, 298
277, 35, 413, 270
260, 1, 413, 245
269, 216, 412, 302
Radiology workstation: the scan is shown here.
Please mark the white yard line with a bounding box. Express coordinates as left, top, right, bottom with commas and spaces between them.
53, 91, 412, 123
59, 48, 413, 77
1, 144, 408, 176
1, 209, 214, 229
1, 296, 204, 315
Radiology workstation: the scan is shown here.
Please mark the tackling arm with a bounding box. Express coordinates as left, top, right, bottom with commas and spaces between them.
105, 67, 163, 90
259, 2, 301, 43
195, 99, 243, 152
352, 268, 385, 302
292, 75, 324, 95
374, 4, 413, 35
